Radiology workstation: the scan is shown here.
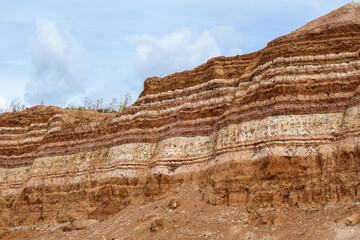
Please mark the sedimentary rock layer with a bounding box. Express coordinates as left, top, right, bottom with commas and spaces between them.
1, 2, 360, 228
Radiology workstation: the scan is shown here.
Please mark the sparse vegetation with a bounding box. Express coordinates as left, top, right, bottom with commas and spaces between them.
8, 98, 26, 112
0, 94, 132, 114
64, 93, 132, 113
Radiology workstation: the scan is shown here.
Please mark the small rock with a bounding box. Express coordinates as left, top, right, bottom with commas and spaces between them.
345, 213, 360, 226
150, 219, 164, 232
168, 199, 180, 209
272, 214, 284, 228
61, 226, 72, 232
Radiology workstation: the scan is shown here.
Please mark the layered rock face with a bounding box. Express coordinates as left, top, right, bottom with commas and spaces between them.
1, 3, 360, 228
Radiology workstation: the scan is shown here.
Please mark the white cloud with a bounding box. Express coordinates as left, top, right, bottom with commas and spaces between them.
25, 18, 85, 105
130, 27, 243, 80
130, 29, 221, 78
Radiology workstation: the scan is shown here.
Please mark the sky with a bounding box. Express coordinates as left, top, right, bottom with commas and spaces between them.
0, 0, 353, 110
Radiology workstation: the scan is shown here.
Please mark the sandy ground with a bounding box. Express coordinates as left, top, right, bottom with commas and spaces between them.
2, 187, 360, 240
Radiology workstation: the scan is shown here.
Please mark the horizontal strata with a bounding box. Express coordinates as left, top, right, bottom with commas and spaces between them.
1, 52, 358, 135
135, 51, 359, 104
1, 105, 360, 172
0, 112, 349, 187
2, 3, 360, 227
1, 59, 359, 160
0, 60, 360, 164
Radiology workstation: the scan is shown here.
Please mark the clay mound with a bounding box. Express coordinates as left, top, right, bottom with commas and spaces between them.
292, 2, 360, 36
1, 3, 360, 238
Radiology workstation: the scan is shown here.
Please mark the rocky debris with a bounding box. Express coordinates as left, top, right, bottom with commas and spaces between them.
345, 212, 360, 226
168, 199, 180, 210
272, 214, 285, 228
149, 219, 164, 232
3, 188, 360, 240
202, 231, 214, 238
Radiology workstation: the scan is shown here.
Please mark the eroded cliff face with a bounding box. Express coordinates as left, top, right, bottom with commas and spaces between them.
1, 2, 360, 229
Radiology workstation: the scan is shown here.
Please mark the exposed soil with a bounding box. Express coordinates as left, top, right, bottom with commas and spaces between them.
2, 187, 359, 240
2, 3, 360, 240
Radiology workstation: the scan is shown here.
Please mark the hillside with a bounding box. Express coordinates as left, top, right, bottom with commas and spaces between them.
1, 2, 360, 239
